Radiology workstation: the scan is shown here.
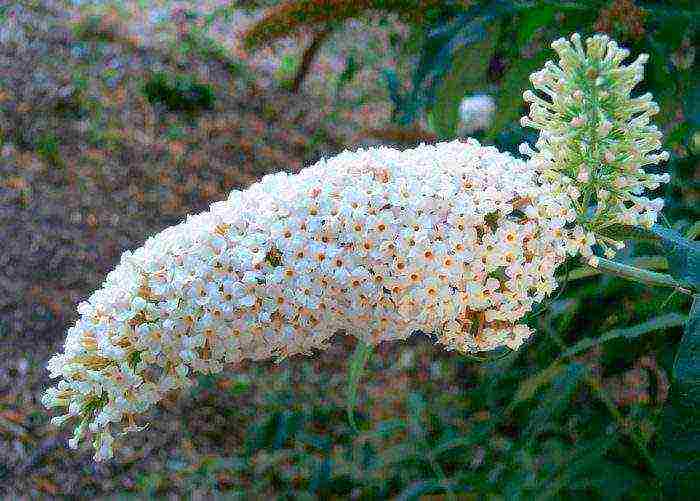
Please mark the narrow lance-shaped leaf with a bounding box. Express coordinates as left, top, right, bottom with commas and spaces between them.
656, 295, 700, 497
560, 313, 687, 359
346, 340, 372, 433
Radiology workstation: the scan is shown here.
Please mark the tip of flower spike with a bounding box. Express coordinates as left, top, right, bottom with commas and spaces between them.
522, 32, 669, 242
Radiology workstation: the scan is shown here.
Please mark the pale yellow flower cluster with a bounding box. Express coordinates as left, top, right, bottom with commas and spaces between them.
519, 33, 670, 261
43, 139, 594, 461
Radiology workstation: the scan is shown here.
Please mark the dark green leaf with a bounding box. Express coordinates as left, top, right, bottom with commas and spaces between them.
596, 224, 699, 288
684, 80, 700, 129
560, 313, 687, 359
523, 363, 586, 438
656, 296, 700, 497
540, 434, 620, 500
509, 362, 565, 410
515, 5, 556, 48
597, 224, 666, 244
432, 421, 494, 457
650, 225, 700, 287
568, 461, 647, 500
673, 296, 700, 402
395, 479, 445, 501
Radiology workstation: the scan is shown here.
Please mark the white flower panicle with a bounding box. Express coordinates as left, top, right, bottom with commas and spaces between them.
43, 139, 594, 461
519, 33, 670, 261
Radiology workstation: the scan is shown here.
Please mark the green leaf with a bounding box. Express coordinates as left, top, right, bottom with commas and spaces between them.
656, 295, 700, 497
673, 296, 700, 402
432, 421, 494, 457
686, 221, 700, 240
406, 391, 427, 439
508, 362, 565, 411
361, 418, 407, 440
395, 479, 444, 501
684, 80, 700, 129
565, 255, 669, 282
523, 363, 586, 438
515, 5, 556, 48
486, 50, 549, 141
539, 434, 620, 501
650, 225, 700, 287
346, 340, 372, 433
568, 461, 646, 500
597, 224, 665, 244
370, 442, 421, 470
560, 313, 687, 359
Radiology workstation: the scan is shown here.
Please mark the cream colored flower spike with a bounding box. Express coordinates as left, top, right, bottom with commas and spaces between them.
43, 139, 593, 461
519, 33, 670, 263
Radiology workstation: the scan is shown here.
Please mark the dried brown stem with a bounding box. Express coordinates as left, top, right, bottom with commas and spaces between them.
290, 27, 332, 93
243, 0, 442, 49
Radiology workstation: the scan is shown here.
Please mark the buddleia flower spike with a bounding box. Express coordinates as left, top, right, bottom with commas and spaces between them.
42, 139, 596, 461
519, 33, 670, 264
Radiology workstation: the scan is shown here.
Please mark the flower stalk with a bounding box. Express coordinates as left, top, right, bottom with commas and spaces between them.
591, 257, 693, 295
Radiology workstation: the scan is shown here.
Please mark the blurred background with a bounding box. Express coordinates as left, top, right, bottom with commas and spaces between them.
0, 0, 697, 498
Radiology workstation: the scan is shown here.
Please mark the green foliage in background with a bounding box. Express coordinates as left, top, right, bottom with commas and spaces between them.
142, 71, 216, 113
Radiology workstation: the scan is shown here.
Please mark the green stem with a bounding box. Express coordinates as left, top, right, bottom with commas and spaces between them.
565, 255, 668, 281
593, 257, 693, 295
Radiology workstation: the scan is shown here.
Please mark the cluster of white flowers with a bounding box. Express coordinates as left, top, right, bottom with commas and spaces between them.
43, 139, 596, 461
519, 33, 670, 262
